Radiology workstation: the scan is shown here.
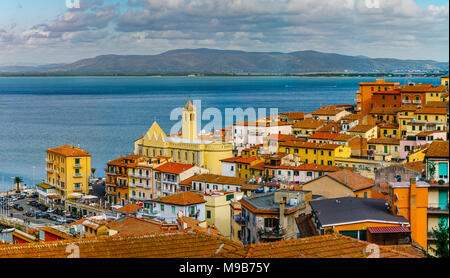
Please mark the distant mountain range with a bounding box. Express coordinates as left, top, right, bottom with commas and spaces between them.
1, 49, 448, 75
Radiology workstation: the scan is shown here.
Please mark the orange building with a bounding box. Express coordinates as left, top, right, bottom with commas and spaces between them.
389, 178, 429, 250
400, 83, 433, 106
356, 79, 399, 115
370, 90, 402, 110
105, 155, 144, 207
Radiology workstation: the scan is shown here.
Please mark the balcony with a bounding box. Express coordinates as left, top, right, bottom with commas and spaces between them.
427, 203, 449, 214
46, 167, 54, 173
258, 226, 286, 239
73, 187, 83, 192
412, 100, 422, 104
46, 159, 54, 164
402, 100, 411, 104
73, 173, 83, 178
73, 163, 82, 168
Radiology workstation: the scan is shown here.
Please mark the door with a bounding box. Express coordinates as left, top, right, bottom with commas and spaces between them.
438, 190, 448, 210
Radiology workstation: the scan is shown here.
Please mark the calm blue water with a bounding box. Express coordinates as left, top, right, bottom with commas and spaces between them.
0, 76, 441, 191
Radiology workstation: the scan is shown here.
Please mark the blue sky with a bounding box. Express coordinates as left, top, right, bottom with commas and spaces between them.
0, 0, 448, 64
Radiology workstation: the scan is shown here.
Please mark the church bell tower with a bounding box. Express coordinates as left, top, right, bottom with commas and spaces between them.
182, 100, 197, 140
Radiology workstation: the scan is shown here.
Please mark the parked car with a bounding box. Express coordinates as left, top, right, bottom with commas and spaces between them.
47, 208, 55, 214
38, 205, 48, 212
64, 211, 71, 218
65, 219, 75, 224
54, 221, 64, 225
48, 215, 57, 221
12, 204, 24, 211
41, 213, 50, 219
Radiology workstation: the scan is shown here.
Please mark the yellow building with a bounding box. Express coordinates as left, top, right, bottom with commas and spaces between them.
291, 119, 325, 138
425, 86, 446, 103
367, 138, 400, 161
407, 107, 447, 135
203, 191, 244, 239
230, 201, 242, 242
279, 141, 350, 166
397, 106, 416, 137
220, 154, 264, 179
378, 123, 400, 139
134, 101, 233, 175
43, 145, 91, 202
406, 144, 429, 163
347, 124, 378, 140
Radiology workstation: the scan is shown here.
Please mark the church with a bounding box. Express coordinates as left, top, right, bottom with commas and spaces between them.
134, 100, 233, 175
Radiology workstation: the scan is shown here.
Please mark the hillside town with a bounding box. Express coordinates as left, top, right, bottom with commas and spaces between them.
1, 77, 448, 258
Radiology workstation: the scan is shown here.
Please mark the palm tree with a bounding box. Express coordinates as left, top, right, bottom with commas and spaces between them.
91, 168, 96, 178
14, 177, 23, 193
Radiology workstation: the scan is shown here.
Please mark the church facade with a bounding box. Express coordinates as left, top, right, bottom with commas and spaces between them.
134, 101, 233, 175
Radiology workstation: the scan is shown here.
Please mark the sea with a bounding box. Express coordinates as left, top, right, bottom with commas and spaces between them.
0, 76, 442, 192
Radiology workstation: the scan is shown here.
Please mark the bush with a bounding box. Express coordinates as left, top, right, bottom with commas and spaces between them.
438, 180, 445, 185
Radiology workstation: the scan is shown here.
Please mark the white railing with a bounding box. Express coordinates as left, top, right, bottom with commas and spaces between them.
73, 173, 83, 177
402, 100, 411, 104
46, 167, 54, 173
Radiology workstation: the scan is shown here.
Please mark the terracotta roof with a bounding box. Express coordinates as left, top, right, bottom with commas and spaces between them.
220, 156, 260, 164
116, 204, 141, 214
292, 119, 325, 129
217, 234, 420, 258
154, 162, 193, 174
106, 216, 166, 235
385, 245, 426, 258
249, 162, 266, 170
423, 101, 449, 108
40, 227, 74, 240
426, 85, 446, 92
280, 141, 341, 150
416, 130, 445, 136
326, 169, 374, 191
369, 107, 399, 115
107, 154, 144, 167
177, 216, 221, 236
279, 112, 305, 120
348, 124, 376, 133
294, 163, 348, 172
367, 226, 410, 234
333, 134, 357, 142
46, 145, 91, 157
403, 161, 425, 174
414, 107, 447, 115
152, 191, 206, 206
378, 123, 399, 129
401, 84, 433, 92
312, 108, 342, 116
180, 173, 248, 186
308, 132, 342, 141
240, 184, 264, 191
0, 231, 242, 258
367, 138, 400, 145
425, 141, 449, 158
316, 122, 342, 133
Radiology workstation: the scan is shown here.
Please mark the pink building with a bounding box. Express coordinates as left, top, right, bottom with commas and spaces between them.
399, 131, 447, 160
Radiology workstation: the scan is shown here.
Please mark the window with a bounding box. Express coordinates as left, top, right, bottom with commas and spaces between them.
206, 210, 211, 218
226, 194, 234, 201
160, 204, 164, 211
172, 206, 175, 214
307, 172, 312, 177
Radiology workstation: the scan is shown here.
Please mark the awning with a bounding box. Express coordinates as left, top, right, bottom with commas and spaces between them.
68, 193, 83, 198
82, 195, 98, 200
368, 226, 410, 234
47, 195, 60, 200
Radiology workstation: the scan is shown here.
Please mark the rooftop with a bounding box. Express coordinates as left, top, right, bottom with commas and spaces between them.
310, 197, 409, 227
326, 169, 375, 191
180, 173, 248, 186
425, 140, 449, 158
151, 191, 206, 206
46, 145, 91, 157
348, 124, 376, 133
154, 162, 194, 174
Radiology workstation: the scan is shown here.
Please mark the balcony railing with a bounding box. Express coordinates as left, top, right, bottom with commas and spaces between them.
73, 187, 83, 192
427, 203, 449, 213
46, 159, 54, 164
402, 100, 411, 104
73, 163, 82, 168
73, 173, 83, 178
234, 214, 248, 226
46, 167, 54, 173
412, 100, 422, 104
258, 226, 286, 238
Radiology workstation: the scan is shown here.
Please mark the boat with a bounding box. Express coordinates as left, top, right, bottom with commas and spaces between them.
0, 228, 15, 233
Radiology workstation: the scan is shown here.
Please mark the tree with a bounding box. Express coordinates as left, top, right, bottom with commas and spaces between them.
426, 219, 449, 258
91, 168, 96, 178
14, 177, 23, 193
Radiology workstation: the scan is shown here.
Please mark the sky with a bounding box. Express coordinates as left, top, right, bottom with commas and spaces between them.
0, 0, 448, 65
